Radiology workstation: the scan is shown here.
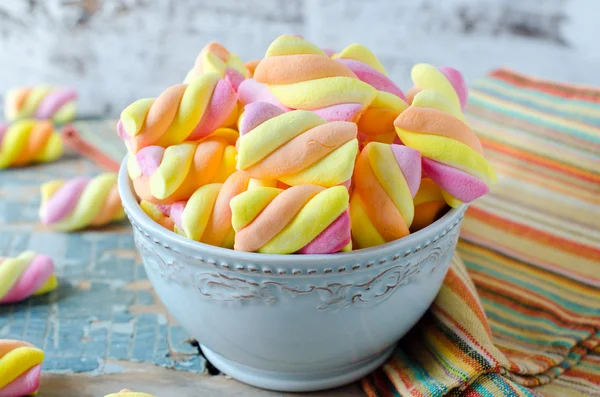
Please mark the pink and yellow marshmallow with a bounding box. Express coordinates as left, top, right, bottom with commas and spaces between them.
0, 251, 57, 304
128, 128, 238, 204
184, 42, 250, 91
118, 73, 237, 154
170, 172, 251, 248
0, 120, 63, 169
4, 86, 77, 124
140, 201, 174, 231
39, 173, 125, 231
231, 185, 352, 254
350, 143, 422, 249
406, 63, 468, 111
394, 85, 496, 207
333, 44, 408, 146
250, 35, 376, 122
236, 102, 358, 188
0, 340, 45, 396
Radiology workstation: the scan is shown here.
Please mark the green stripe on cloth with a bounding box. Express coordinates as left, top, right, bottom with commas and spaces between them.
361, 69, 600, 396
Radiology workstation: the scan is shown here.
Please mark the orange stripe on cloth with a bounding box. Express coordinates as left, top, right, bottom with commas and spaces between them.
465, 206, 600, 263
479, 137, 600, 184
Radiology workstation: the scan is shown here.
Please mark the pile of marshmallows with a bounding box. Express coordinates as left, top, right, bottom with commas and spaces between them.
118, 35, 496, 255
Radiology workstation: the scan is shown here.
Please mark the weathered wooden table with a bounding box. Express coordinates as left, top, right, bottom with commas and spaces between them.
41, 363, 364, 396
0, 141, 363, 396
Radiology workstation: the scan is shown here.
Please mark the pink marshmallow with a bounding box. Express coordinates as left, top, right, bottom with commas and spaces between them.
240, 102, 285, 135
311, 103, 363, 122
422, 158, 489, 203
35, 88, 77, 120
336, 59, 407, 101
390, 145, 421, 197
298, 211, 351, 254
0, 123, 8, 145
187, 79, 237, 141
238, 79, 290, 111
170, 201, 186, 231
40, 177, 90, 224
439, 66, 468, 110
224, 68, 246, 92
116, 119, 130, 141
0, 256, 54, 304
0, 364, 42, 397
155, 204, 172, 216
136, 146, 165, 177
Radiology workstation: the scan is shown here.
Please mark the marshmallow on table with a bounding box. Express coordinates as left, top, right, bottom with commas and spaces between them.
231, 185, 352, 254
39, 172, 125, 231
0, 340, 44, 397
129, 128, 238, 204
333, 44, 408, 146
351, 143, 422, 249
0, 120, 63, 169
117, 73, 238, 154
394, 85, 497, 208
252, 35, 376, 120
410, 177, 449, 233
170, 172, 251, 248
236, 102, 358, 188
105, 390, 156, 397
0, 251, 57, 304
4, 86, 77, 124
184, 42, 249, 91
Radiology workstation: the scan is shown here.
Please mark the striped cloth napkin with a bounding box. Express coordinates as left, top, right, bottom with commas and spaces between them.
362, 69, 600, 396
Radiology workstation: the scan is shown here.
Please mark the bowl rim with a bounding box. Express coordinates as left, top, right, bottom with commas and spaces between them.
118, 156, 465, 268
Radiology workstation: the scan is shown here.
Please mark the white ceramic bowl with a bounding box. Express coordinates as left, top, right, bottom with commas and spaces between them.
118, 159, 465, 392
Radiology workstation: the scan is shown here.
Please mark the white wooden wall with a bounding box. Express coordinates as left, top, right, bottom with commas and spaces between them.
1, 0, 599, 117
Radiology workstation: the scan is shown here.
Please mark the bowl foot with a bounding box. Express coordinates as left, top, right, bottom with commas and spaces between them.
200, 343, 396, 392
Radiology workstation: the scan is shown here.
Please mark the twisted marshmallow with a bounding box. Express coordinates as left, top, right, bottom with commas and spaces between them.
40, 173, 125, 231
4, 86, 77, 123
0, 120, 63, 169
118, 73, 237, 153
0, 340, 44, 397
351, 143, 421, 249
394, 88, 496, 207
170, 172, 251, 248
236, 102, 358, 188
231, 185, 351, 254
253, 35, 376, 120
128, 128, 238, 204
411, 177, 449, 233
185, 42, 249, 91
406, 64, 468, 111
333, 44, 408, 145
0, 252, 57, 304
105, 390, 156, 397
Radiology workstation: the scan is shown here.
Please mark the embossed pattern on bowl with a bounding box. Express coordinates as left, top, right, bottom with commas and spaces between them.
118, 158, 465, 392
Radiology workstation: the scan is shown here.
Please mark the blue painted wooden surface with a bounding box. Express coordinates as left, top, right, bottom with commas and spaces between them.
0, 134, 206, 375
